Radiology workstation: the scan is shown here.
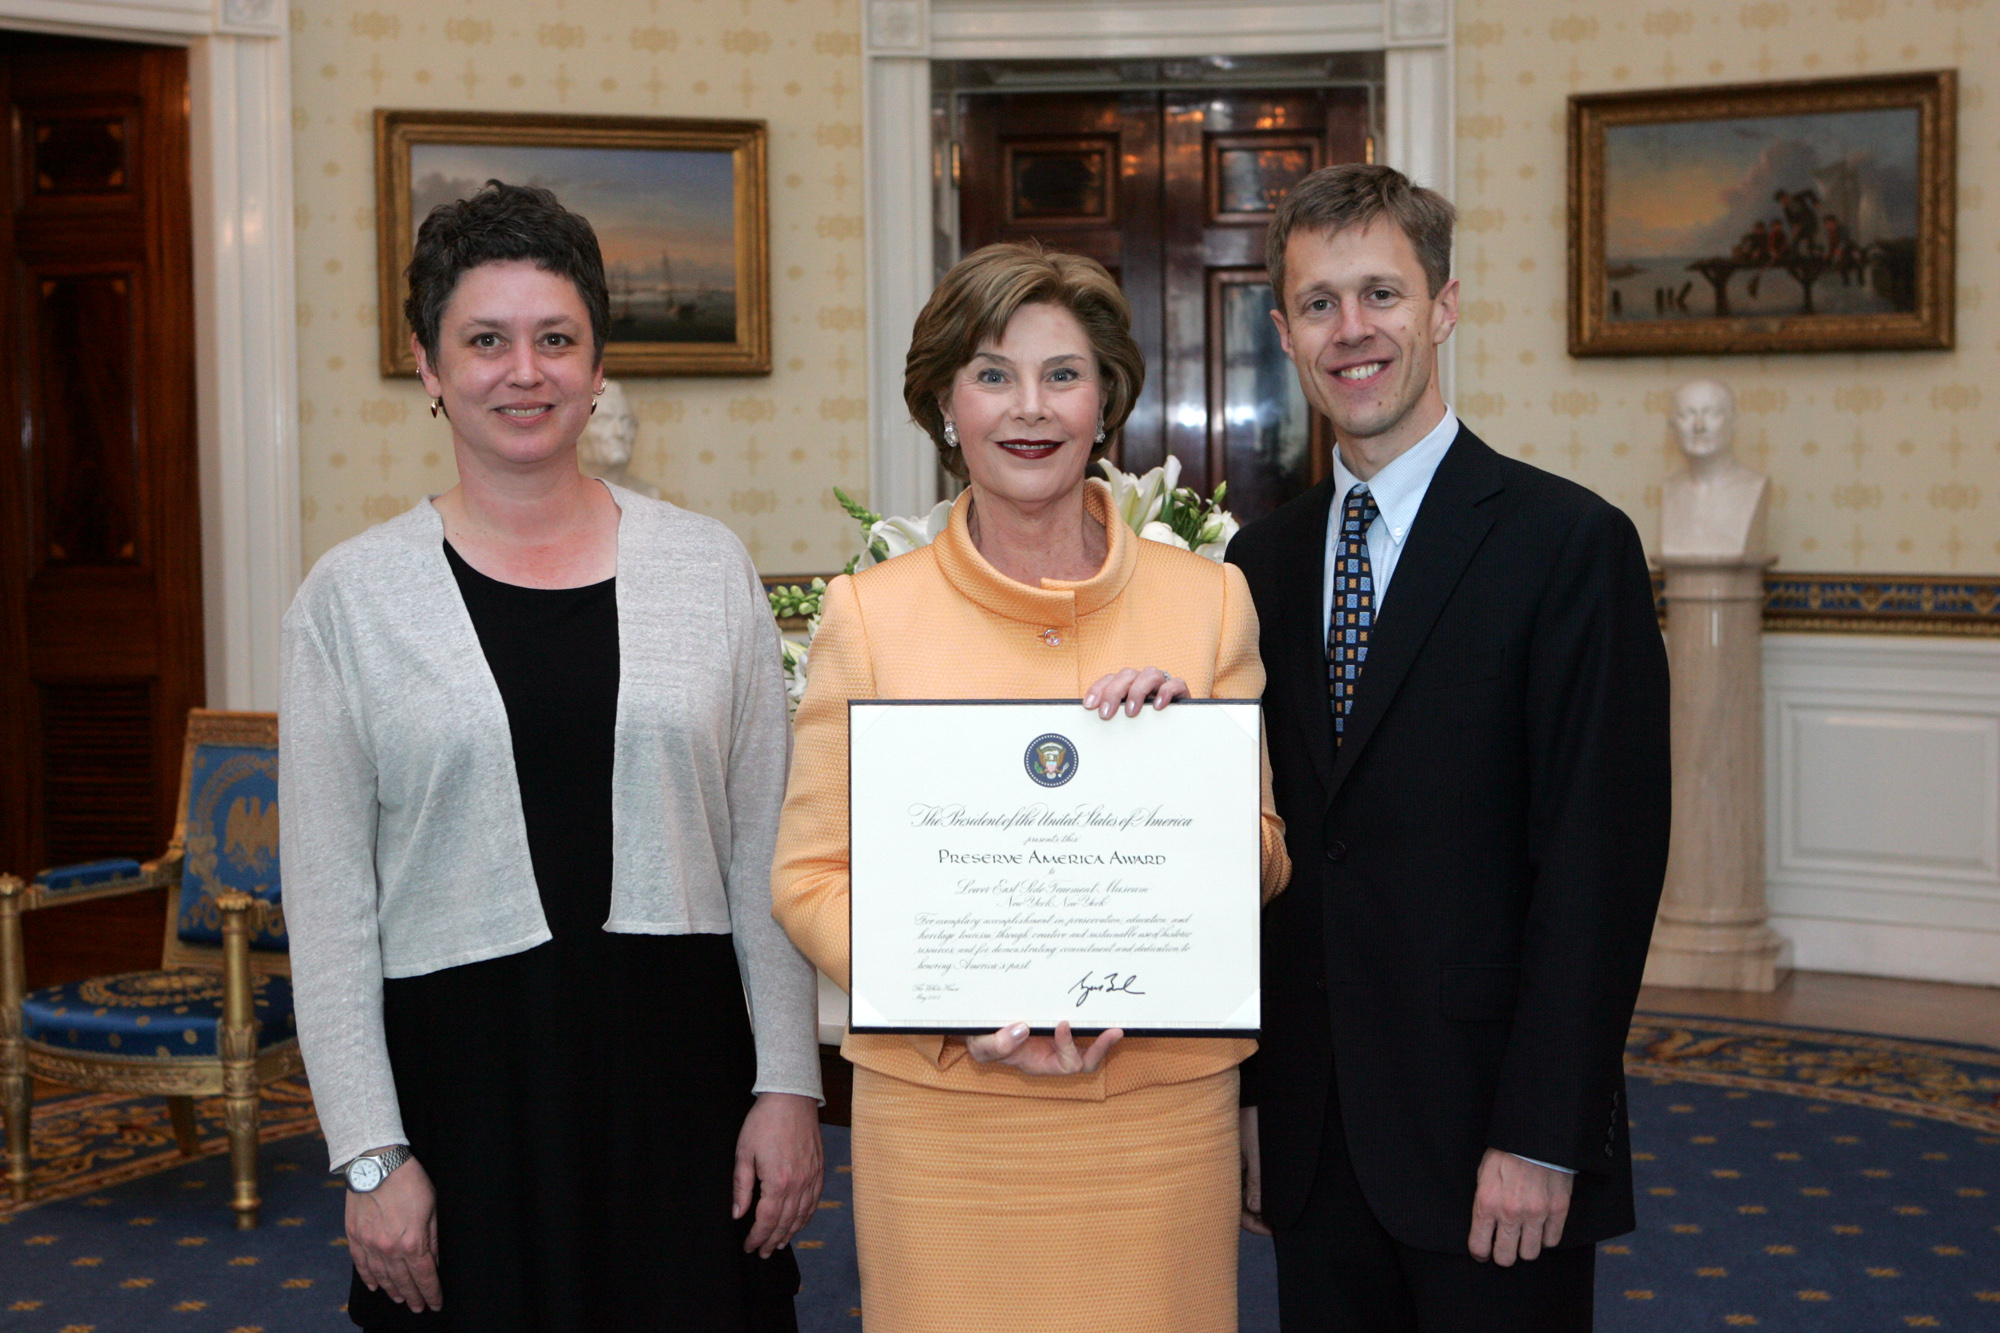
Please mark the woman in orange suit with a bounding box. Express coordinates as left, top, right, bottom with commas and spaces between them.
772, 243, 1289, 1331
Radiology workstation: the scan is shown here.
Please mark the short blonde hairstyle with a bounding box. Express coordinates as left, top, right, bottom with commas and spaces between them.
1267, 163, 1455, 305
904, 243, 1145, 481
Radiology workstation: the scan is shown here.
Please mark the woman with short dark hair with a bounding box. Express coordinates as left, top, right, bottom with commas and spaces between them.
283, 181, 822, 1331
772, 242, 1290, 1330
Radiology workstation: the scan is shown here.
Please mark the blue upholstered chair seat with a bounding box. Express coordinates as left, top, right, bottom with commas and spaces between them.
22, 970, 295, 1059
35, 859, 146, 894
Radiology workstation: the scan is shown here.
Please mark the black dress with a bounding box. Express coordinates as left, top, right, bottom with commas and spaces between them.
348, 543, 800, 1332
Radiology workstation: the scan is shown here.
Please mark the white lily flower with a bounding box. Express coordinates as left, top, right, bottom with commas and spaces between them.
1095, 459, 1144, 529
779, 632, 812, 713
1193, 511, 1240, 563
858, 498, 955, 569
1139, 520, 1192, 551
1097, 456, 1179, 533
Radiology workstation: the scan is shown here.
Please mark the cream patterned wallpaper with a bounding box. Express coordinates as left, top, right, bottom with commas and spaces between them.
1455, 0, 1996, 572
290, 0, 865, 574
292, 1, 1994, 576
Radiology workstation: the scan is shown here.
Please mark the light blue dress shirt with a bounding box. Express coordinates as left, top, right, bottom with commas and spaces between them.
1320, 409, 1460, 648
1315, 406, 1577, 1177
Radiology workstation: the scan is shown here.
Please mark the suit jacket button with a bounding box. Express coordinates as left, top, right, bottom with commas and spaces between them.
1605, 1144, 1615, 1158
1325, 840, 1347, 864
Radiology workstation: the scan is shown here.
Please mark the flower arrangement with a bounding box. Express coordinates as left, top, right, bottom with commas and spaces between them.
764, 586, 823, 713
765, 460, 1239, 711
1097, 456, 1239, 562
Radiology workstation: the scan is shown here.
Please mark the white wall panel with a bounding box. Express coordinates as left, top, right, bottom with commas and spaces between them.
1785, 708, 1998, 879
1765, 635, 2000, 986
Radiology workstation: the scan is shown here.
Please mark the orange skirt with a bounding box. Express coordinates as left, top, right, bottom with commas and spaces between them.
849, 1065, 1240, 1332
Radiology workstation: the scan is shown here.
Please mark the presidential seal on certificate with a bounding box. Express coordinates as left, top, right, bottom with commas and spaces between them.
848, 699, 1262, 1037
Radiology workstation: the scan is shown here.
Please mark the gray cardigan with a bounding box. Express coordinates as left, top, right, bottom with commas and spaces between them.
280, 486, 821, 1168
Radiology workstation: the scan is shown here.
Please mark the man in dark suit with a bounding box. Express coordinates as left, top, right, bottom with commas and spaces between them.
1226, 163, 1670, 1330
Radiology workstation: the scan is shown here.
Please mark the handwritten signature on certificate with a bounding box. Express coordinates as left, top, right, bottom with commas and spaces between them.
1067, 971, 1147, 1008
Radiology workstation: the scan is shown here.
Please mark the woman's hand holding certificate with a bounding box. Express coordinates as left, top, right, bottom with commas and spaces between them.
965, 1019, 1124, 1075
1081, 665, 1190, 719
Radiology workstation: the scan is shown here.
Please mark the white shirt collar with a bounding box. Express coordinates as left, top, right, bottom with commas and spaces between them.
1330, 409, 1461, 547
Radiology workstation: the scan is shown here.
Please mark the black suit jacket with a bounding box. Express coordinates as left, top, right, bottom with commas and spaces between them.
1226, 425, 1670, 1252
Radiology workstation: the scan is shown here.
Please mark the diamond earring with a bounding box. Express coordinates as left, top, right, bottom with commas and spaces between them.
942, 420, 959, 448
1095, 424, 1107, 444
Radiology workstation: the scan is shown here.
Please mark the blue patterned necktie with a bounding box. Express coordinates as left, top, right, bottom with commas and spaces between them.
1328, 484, 1378, 744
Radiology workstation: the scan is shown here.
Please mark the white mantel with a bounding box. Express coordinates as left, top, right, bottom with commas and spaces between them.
2, 0, 299, 713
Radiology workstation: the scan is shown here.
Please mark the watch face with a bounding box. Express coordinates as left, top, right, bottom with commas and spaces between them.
349, 1157, 384, 1192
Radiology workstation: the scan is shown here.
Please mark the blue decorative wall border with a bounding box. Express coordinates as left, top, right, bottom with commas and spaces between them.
1651, 572, 2000, 637
775, 571, 2000, 637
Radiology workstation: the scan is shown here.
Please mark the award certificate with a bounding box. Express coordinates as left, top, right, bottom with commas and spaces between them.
847, 699, 1261, 1036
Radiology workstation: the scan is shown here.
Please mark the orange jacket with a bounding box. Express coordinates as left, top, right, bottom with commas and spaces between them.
772, 479, 1289, 1101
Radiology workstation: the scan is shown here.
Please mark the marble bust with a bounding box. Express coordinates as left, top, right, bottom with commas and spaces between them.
576, 380, 661, 500
1660, 379, 1769, 562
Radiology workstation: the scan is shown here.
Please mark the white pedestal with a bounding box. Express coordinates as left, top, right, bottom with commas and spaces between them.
1645, 557, 1792, 991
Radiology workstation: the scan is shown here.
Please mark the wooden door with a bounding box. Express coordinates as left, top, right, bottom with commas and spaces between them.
958, 86, 1370, 522
0, 34, 200, 977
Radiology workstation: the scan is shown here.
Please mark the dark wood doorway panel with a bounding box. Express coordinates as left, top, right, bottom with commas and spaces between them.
0, 33, 201, 979
958, 85, 1370, 522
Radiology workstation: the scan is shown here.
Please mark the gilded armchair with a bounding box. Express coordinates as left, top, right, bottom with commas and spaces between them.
1, 710, 301, 1229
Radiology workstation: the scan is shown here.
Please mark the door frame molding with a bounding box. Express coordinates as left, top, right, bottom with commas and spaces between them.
0, 0, 298, 712
864, 0, 1454, 518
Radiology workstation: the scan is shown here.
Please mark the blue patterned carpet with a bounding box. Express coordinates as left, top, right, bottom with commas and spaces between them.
1605, 1014, 2000, 1331
0, 1129, 348, 1330
2, 1014, 1996, 1331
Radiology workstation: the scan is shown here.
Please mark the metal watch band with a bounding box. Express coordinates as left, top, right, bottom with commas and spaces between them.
369, 1144, 412, 1175
342, 1143, 412, 1191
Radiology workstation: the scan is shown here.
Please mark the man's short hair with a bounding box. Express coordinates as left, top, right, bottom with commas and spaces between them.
1266, 163, 1456, 306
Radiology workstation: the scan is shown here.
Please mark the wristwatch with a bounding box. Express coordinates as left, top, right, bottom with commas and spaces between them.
341, 1144, 412, 1193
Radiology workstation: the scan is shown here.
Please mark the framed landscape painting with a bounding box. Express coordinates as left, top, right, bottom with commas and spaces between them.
1568, 71, 1954, 356
376, 110, 769, 376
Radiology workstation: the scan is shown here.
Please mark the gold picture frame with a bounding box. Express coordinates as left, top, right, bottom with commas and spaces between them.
375, 109, 770, 377
1568, 71, 1954, 357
